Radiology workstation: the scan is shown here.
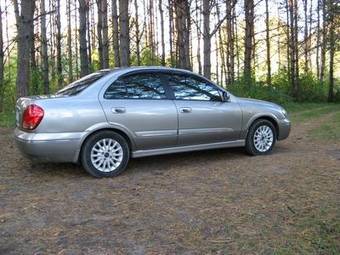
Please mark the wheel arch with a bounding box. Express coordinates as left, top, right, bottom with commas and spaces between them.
75, 126, 135, 163
246, 114, 280, 139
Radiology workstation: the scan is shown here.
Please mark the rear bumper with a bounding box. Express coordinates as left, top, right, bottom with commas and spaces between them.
277, 118, 291, 140
14, 128, 84, 163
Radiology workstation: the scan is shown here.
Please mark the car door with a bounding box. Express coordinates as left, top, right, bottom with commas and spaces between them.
100, 72, 178, 150
167, 74, 242, 146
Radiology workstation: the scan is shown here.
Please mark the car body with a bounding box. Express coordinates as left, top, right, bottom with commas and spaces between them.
14, 67, 291, 177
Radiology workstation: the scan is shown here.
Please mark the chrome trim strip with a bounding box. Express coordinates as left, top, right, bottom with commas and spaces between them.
132, 139, 245, 158
179, 127, 233, 135
135, 130, 177, 137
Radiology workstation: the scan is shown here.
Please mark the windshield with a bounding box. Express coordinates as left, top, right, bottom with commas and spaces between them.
56, 70, 112, 96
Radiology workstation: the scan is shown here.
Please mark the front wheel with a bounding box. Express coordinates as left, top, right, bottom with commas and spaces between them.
81, 131, 130, 177
245, 119, 276, 155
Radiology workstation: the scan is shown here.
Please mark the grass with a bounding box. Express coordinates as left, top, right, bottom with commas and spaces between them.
0, 111, 15, 128
274, 209, 340, 255
309, 110, 340, 140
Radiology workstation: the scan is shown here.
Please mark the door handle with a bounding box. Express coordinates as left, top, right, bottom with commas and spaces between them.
112, 107, 126, 114
180, 107, 192, 113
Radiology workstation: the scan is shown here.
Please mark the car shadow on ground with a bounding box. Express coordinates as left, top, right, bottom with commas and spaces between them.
25, 145, 289, 178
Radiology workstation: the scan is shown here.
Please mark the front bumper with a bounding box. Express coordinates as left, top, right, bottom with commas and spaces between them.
14, 128, 84, 163
277, 118, 291, 140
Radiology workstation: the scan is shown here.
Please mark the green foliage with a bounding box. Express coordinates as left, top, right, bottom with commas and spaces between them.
227, 69, 340, 105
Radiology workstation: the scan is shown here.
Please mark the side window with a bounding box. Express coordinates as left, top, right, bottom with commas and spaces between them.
168, 75, 221, 101
104, 73, 167, 99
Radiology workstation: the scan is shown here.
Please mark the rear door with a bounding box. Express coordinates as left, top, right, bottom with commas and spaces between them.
166, 74, 242, 146
100, 72, 178, 150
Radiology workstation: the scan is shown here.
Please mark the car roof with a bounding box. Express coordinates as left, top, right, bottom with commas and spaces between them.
104, 66, 197, 76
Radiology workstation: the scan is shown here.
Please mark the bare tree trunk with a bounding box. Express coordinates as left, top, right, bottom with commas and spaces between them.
41, 0, 49, 94
303, 0, 309, 73
226, 0, 235, 84
56, 0, 63, 88
97, 0, 103, 67
134, 0, 141, 65
159, 0, 166, 66
168, 0, 175, 66
174, 0, 191, 70
67, 0, 73, 83
320, 0, 326, 82
119, 0, 130, 67
13, 0, 36, 97
285, 0, 290, 78
288, 0, 300, 98
74, 0, 79, 78
0, 5, 4, 111
79, 0, 90, 77
87, 3, 92, 70
202, 0, 211, 78
195, 0, 202, 74
112, 0, 120, 67
148, 0, 155, 63
327, 0, 335, 102
316, 0, 320, 79
265, 0, 271, 85
244, 0, 254, 87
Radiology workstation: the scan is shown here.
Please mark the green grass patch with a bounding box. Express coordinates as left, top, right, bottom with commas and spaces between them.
284, 103, 340, 123
275, 211, 340, 255
309, 110, 340, 140
0, 111, 15, 128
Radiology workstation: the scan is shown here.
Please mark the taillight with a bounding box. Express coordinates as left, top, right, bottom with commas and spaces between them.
22, 104, 44, 130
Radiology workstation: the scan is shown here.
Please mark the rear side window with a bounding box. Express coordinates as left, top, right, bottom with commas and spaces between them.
56, 70, 112, 96
104, 73, 167, 100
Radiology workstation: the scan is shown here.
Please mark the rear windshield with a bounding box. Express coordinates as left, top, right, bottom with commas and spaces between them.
56, 70, 112, 96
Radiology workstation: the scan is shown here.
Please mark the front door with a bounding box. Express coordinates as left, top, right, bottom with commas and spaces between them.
167, 74, 242, 146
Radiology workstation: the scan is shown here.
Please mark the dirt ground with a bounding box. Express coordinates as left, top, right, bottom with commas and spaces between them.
0, 112, 339, 254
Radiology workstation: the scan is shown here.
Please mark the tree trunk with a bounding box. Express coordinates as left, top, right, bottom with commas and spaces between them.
159, 0, 166, 66
112, 0, 120, 67
303, 0, 309, 73
203, 0, 211, 79
327, 0, 335, 102
119, 0, 130, 67
265, 0, 271, 85
226, 0, 235, 84
0, 5, 4, 111
56, 0, 63, 88
288, 0, 299, 98
316, 0, 320, 79
41, 0, 50, 94
174, 0, 191, 70
97, 0, 103, 67
195, 0, 202, 74
13, 0, 36, 97
168, 0, 175, 66
67, 0, 73, 83
244, 0, 254, 87
320, 0, 326, 82
79, 0, 90, 77
134, 0, 141, 65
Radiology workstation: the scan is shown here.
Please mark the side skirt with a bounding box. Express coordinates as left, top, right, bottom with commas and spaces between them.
131, 139, 245, 158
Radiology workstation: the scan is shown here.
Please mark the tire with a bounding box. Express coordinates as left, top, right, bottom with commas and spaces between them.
245, 119, 276, 156
81, 131, 130, 177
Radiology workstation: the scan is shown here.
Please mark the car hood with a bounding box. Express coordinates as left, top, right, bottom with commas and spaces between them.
237, 97, 281, 110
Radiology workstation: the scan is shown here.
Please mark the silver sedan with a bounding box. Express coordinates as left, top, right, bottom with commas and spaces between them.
14, 67, 291, 177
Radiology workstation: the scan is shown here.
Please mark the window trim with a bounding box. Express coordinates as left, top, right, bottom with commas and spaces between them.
165, 73, 224, 102
102, 69, 225, 102
103, 71, 171, 100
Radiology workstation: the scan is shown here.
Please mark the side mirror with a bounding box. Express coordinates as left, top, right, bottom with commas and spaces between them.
222, 91, 230, 102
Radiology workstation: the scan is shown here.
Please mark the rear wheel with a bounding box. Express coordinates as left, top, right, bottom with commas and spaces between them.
81, 131, 130, 177
245, 119, 276, 155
